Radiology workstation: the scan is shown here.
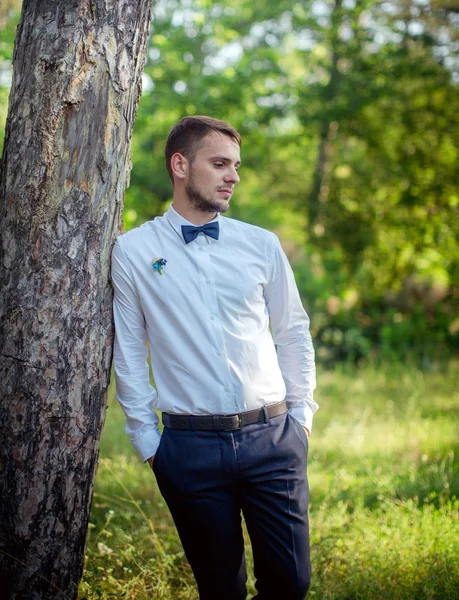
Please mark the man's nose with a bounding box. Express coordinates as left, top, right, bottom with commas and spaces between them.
225, 167, 240, 184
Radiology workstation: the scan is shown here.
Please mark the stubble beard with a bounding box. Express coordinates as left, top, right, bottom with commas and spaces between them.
186, 172, 230, 214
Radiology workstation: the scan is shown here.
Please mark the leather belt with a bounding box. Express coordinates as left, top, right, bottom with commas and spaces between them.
162, 400, 287, 431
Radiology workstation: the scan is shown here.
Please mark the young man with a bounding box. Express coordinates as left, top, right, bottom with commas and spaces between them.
112, 116, 318, 600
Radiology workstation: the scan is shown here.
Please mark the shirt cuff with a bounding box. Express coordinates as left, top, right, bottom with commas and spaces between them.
288, 404, 315, 435
130, 426, 162, 463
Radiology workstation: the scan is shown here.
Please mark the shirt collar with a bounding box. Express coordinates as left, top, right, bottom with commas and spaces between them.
166, 204, 222, 244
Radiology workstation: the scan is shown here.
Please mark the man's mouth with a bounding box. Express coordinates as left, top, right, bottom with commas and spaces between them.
218, 188, 233, 197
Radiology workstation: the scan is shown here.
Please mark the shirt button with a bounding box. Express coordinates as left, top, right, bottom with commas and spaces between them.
224, 386, 230, 393
217, 351, 222, 357
210, 316, 215, 321
199, 247, 204, 252
205, 279, 210, 284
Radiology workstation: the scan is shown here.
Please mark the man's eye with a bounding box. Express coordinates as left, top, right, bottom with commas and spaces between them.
214, 162, 224, 168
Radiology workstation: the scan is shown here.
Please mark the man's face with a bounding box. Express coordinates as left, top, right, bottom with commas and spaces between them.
185, 131, 241, 214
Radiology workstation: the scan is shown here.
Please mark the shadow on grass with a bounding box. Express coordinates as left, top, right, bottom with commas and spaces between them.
310, 442, 458, 512
363, 446, 458, 510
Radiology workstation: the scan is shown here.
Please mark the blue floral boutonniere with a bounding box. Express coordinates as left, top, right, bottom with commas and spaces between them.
152, 257, 167, 275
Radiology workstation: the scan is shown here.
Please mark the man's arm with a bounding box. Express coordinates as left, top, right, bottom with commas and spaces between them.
264, 235, 318, 434
112, 239, 161, 463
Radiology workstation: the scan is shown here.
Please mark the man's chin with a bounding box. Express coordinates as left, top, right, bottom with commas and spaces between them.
187, 190, 230, 214
202, 199, 230, 213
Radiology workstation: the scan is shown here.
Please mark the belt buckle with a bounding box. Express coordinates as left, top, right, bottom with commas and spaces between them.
223, 413, 242, 431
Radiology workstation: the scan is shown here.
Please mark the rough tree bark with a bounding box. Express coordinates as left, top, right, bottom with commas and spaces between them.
0, 1, 152, 598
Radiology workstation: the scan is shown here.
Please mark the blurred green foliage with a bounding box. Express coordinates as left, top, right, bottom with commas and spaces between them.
1, 0, 458, 363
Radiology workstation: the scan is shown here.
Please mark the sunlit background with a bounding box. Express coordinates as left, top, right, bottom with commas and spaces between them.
2, 0, 458, 365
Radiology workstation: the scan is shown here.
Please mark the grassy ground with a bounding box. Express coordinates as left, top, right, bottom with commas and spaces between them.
79, 364, 459, 599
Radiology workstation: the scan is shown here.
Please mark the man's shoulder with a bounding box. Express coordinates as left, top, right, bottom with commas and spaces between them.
222, 216, 278, 244
115, 216, 165, 249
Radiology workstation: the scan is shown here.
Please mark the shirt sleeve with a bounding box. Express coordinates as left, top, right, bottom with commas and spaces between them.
264, 234, 318, 433
111, 238, 161, 461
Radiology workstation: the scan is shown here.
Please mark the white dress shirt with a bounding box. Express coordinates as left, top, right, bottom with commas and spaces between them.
112, 205, 317, 461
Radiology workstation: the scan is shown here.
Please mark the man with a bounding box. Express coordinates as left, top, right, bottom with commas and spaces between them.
111, 115, 318, 600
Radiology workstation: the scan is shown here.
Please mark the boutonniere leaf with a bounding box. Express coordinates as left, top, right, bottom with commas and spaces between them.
152, 257, 167, 275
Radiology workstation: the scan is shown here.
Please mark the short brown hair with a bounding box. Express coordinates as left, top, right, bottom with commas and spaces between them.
165, 115, 242, 183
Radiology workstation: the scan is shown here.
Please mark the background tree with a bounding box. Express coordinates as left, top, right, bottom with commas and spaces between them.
0, 1, 152, 599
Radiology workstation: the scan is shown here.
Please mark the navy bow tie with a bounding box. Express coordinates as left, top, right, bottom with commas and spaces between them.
181, 222, 220, 244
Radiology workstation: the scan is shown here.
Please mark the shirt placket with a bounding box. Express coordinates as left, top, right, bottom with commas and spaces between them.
194, 234, 236, 413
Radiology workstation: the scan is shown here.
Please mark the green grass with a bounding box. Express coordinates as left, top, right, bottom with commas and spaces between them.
79, 363, 459, 599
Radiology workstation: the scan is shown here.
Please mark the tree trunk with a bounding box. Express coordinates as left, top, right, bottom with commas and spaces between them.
307, 0, 342, 239
0, 1, 152, 598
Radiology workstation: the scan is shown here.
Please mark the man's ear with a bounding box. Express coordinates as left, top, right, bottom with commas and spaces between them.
170, 152, 188, 180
